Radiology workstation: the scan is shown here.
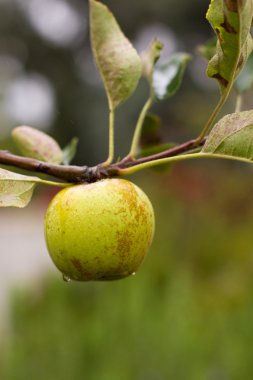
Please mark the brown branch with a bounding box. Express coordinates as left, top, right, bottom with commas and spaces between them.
0, 151, 90, 182
115, 137, 207, 168
0, 137, 207, 183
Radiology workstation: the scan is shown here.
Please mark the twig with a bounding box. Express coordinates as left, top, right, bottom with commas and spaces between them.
0, 151, 89, 182
118, 137, 207, 168
0, 137, 207, 183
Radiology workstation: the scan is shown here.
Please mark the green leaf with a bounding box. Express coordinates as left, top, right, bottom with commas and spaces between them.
197, 38, 217, 61
141, 39, 164, 82
139, 113, 175, 172
206, 0, 253, 93
12, 126, 63, 164
139, 113, 175, 155
139, 113, 177, 157
89, 0, 142, 110
140, 113, 162, 150
62, 137, 79, 165
236, 52, 253, 93
202, 110, 253, 162
153, 53, 191, 101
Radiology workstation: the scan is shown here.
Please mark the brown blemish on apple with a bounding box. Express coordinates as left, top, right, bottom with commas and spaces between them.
116, 181, 149, 225
71, 257, 92, 280
116, 229, 132, 258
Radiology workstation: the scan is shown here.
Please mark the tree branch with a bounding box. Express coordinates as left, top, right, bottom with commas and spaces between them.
0, 137, 207, 183
0, 151, 90, 182
115, 137, 207, 168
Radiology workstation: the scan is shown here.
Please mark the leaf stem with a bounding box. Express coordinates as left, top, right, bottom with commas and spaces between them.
102, 109, 115, 166
0, 177, 69, 187
235, 94, 243, 112
35, 179, 70, 187
194, 91, 229, 144
129, 96, 153, 158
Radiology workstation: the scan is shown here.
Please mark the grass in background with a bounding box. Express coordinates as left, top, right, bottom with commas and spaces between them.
1, 163, 253, 380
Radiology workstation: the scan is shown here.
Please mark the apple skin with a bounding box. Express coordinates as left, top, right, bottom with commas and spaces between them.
44, 178, 155, 281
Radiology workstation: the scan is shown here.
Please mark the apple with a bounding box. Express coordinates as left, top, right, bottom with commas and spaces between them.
44, 178, 155, 281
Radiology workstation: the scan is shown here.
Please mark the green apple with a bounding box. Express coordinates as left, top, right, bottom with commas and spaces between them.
44, 178, 155, 281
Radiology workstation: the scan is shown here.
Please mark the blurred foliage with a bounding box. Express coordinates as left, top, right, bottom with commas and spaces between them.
1, 164, 253, 379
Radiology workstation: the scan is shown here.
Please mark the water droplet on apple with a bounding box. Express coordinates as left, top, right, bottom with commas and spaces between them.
62, 274, 71, 282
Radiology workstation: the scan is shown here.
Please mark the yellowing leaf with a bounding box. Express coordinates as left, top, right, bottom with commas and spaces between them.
202, 111, 253, 162
0, 169, 68, 208
141, 39, 163, 82
0, 169, 39, 208
89, 0, 142, 110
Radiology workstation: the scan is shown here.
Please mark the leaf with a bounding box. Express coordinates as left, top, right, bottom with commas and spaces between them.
197, 38, 217, 60
12, 126, 63, 164
0, 169, 40, 208
89, 0, 142, 110
139, 113, 175, 155
236, 52, 253, 93
0, 168, 67, 208
153, 53, 191, 101
140, 113, 162, 150
138, 113, 175, 172
141, 39, 164, 82
62, 137, 79, 165
139, 113, 176, 157
206, 0, 253, 93
202, 110, 253, 162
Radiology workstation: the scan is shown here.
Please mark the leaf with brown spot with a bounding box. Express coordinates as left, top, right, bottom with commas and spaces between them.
202, 110, 253, 162
225, 0, 238, 11
206, 0, 253, 93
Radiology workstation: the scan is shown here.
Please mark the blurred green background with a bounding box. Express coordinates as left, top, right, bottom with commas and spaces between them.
1, 0, 253, 379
